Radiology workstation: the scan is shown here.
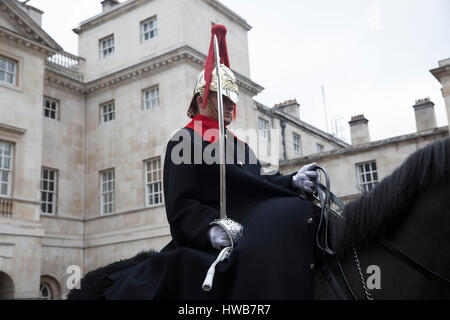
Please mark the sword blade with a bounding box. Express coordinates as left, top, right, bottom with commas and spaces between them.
213, 35, 227, 220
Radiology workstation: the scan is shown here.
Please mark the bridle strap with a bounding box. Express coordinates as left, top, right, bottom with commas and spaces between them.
315, 166, 336, 256
377, 237, 450, 285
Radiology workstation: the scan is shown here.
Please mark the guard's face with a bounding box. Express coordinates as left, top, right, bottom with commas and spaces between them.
209, 94, 235, 125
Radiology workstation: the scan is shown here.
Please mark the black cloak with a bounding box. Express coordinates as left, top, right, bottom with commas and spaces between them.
71, 118, 316, 300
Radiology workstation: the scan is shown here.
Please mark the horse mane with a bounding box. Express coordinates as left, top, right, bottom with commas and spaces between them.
335, 136, 450, 252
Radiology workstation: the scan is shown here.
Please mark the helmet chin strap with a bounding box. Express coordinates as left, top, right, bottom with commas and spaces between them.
206, 98, 231, 126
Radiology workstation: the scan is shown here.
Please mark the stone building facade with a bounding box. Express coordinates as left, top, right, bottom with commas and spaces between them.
0, 0, 448, 299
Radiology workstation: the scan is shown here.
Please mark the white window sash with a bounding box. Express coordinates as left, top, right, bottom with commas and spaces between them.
258, 118, 269, 139
101, 102, 115, 123
101, 169, 115, 215
356, 162, 378, 192
0, 56, 16, 85
40, 168, 57, 215
0, 141, 13, 197
142, 17, 158, 41
100, 36, 114, 58
144, 87, 159, 109
293, 134, 301, 153
145, 158, 162, 206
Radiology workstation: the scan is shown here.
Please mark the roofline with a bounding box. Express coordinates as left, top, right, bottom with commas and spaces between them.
280, 126, 449, 167
74, 0, 252, 34
6, 0, 62, 51
202, 0, 252, 31
255, 101, 350, 148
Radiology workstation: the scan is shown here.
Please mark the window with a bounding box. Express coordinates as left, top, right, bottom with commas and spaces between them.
258, 118, 269, 139
316, 143, 325, 153
0, 56, 16, 85
0, 141, 13, 196
41, 168, 57, 215
39, 283, 52, 300
145, 158, 163, 206
293, 133, 302, 154
101, 101, 115, 123
356, 161, 378, 193
100, 35, 114, 58
141, 17, 157, 41
43, 97, 59, 120
101, 169, 115, 215
143, 86, 159, 109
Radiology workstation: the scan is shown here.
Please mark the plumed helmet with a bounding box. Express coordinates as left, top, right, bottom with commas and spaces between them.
187, 64, 239, 119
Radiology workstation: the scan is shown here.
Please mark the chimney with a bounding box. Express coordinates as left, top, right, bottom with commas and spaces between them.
101, 0, 120, 12
349, 114, 370, 145
412, 97, 437, 132
17, 1, 43, 26
274, 99, 300, 119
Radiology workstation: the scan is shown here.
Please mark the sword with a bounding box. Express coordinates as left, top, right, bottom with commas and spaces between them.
202, 34, 243, 292
213, 34, 227, 220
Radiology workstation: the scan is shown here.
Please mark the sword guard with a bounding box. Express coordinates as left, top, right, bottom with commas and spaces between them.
209, 218, 243, 250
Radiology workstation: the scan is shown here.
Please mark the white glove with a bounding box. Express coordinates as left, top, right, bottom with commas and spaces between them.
292, 162, 319, 197
207, 225, 231, 250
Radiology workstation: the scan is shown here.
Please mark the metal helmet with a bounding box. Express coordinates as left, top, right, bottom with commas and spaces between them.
187, 64, 239, 119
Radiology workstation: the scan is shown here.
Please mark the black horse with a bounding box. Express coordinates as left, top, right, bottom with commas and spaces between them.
313, 136, 450, 299
68, 137, 450, 300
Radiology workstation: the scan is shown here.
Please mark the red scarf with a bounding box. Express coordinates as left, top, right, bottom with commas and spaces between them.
185, 115, 245, 144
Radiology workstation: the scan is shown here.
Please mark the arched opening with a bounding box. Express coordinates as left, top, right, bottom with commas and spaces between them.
40, 275, 61, 300
0, 271, 14, 300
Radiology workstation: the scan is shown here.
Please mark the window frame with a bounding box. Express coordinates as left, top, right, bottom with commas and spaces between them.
99, 34, 115, 59
143, 85, 160, 110
144, 157, 163, 207
141, 16, 158, 42
316, 143, 325, 153
0, 55, 17, 86
100, 168, 115, 215
40, 167, 58, 216
100, 100, 115, 124
0, 140, 13, 197
258, 117, 269, 139
293, 133, 302, 154
355, 160, 378, 193
43, 96, 60, 121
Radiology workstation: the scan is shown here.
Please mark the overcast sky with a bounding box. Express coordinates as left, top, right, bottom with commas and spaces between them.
29, 0, 450, 143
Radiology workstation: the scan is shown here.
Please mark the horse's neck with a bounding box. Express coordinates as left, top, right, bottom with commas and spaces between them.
384, 179, 450, 282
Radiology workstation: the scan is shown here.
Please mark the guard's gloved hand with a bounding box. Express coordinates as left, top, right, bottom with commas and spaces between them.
207, 225, 232, 250
292, 162, 319, 198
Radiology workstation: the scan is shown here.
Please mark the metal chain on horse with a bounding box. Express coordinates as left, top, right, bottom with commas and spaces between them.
352, 246, 374, 300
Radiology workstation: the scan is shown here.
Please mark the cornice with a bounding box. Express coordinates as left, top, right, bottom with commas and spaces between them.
1, 0, 61, 51
44, 45, 264, 97
73, 0, 152, 34
44, 69, 85, 95
0, 123, 27, 136
430, 65, 450, 82
0, 26, 57, 56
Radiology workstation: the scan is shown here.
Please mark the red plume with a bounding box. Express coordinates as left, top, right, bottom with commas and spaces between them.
202, 24, 230, 109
